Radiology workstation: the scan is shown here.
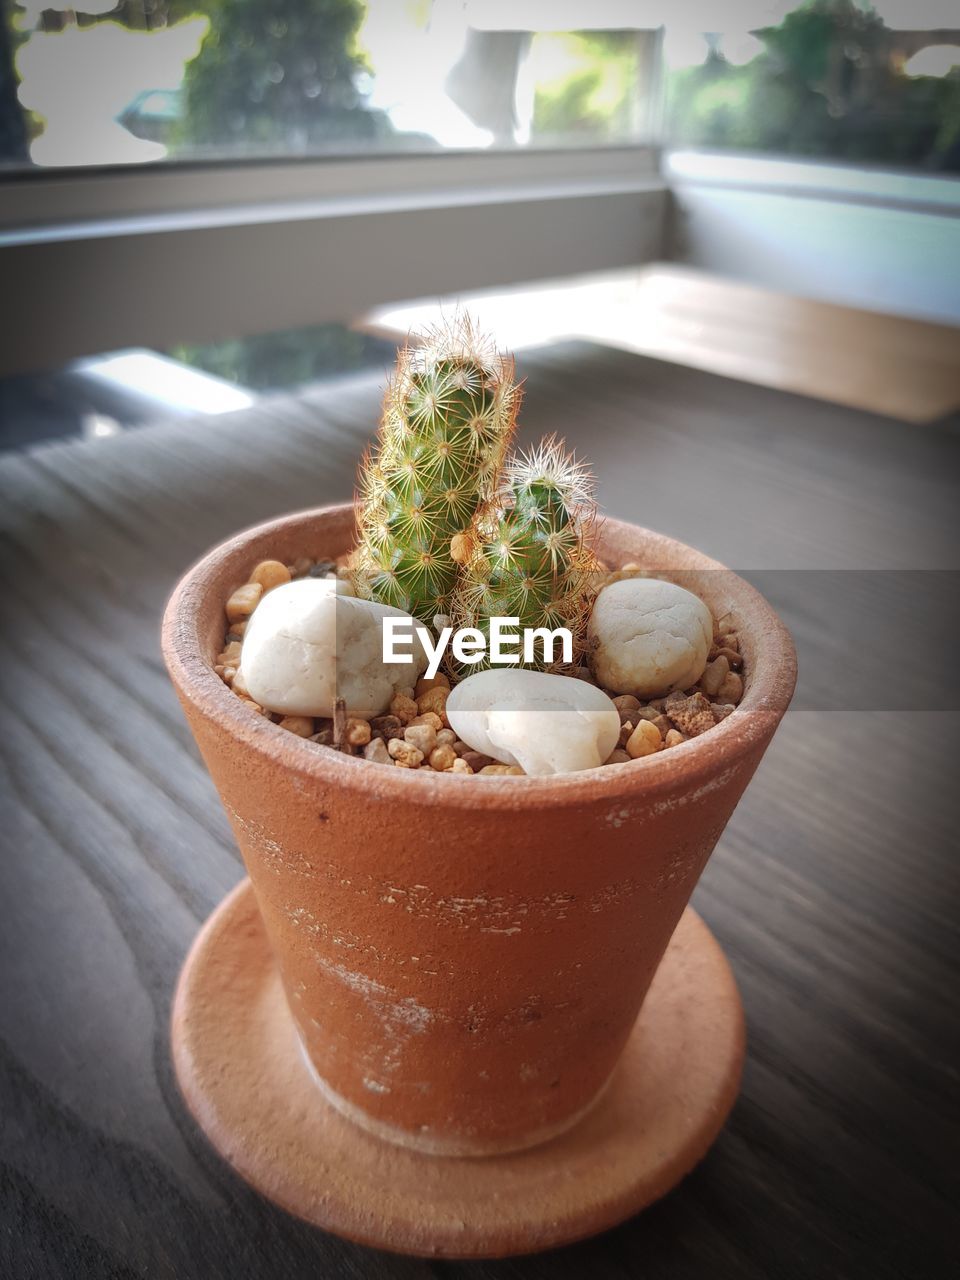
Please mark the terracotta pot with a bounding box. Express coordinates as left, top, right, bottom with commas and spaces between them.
163, 504, 796, 1157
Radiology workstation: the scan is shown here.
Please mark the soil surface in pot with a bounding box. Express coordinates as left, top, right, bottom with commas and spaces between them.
215, 554, 746, 775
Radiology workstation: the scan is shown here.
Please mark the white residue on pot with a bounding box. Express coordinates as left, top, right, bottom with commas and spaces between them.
600, 762, 744, 828
371, 883, 592, 933
650, 764, 744, 815
362, 1077, 391, 1094
605, 807, 633, 829
315, 956, 441, 1076
319, 958, 434, 1033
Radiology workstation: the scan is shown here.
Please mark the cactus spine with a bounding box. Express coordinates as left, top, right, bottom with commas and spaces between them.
450, 437, 600, 671
352, 317, 520, 621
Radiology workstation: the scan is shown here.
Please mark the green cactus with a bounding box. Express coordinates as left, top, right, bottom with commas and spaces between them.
351, 316, 521, 621
450, 437, 600, 671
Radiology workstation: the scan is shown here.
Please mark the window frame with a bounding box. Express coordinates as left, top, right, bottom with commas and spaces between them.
0, 144, 668, 375
0, 144, 662, 231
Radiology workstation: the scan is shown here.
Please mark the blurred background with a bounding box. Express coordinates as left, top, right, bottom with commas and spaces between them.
1, 0, 958, 445
1, 9, 958, 1275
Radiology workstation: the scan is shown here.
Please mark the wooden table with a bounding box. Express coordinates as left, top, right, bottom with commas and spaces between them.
1, 343, 956, 1278
360, 264, 960, 424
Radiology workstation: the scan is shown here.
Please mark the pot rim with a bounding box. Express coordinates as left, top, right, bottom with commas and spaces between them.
162, 504, 797, 812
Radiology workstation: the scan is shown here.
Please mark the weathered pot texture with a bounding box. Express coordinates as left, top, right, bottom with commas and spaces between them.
163, 505, 796, 1157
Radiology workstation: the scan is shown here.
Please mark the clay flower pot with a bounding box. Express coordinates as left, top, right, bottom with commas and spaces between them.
163, 504, 796, 1158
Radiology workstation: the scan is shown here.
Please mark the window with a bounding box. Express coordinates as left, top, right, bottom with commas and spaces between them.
0, 1, 667, 377
1, 0, 660, 170
663, 0, 960, 174
8, 4, 954, 374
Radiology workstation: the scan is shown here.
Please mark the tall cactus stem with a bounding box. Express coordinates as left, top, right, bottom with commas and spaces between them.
351, 315, 521, 622
450, 435, 600, 671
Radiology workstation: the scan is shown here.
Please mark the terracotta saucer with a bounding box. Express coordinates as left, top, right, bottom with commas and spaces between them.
172, 879, 745, 1259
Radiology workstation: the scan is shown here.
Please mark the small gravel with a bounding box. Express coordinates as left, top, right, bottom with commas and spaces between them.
216, 556, 747, 774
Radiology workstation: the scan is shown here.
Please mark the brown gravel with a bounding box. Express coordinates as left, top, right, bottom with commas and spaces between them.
388, 738, 423, 768
404, 723, 438, 756
416, 686, 450, 723
415, 673, 451, 699
461, 750, 495, 773
716, 671, 744, 704
429, 744, 457, 772
625, 720, 661, 758
344, 717, 371, 747
663, 691, 717, 739
216, 555, 746, 774
363, 738, 391, 765
249, 560, 291, 593
370, 714, 402, 741
389, 694, 419, 724
278, 715, 314, 738
225, 582, 262, 622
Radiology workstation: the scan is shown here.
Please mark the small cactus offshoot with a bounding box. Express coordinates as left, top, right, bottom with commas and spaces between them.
352, 316, 521, 621
450, 437, 600, 671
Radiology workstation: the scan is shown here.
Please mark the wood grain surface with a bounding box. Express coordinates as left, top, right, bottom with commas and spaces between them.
359, 264, 960, 424
1, 343, 957, 1279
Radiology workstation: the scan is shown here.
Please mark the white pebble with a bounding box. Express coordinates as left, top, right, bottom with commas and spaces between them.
239, 578, 427, 719
446, 669, 619, 777
588, 578, 713, 698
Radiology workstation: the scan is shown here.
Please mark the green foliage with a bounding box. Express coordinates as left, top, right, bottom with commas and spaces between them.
1, 4, 29, 159
351, 318, 520, 623
531, 31, 641, 142
176, 0, 392, 153
450, 438, 598, 672
758, 1, 878, 86
169, 323, 395, 391
3, 0, 398, 162
666, 0, 960, 173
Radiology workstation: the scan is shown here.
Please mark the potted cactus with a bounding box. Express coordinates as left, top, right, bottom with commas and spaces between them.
351, 316, 521, 622
450, 436, 599, 670
163, 317, 796, 1257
